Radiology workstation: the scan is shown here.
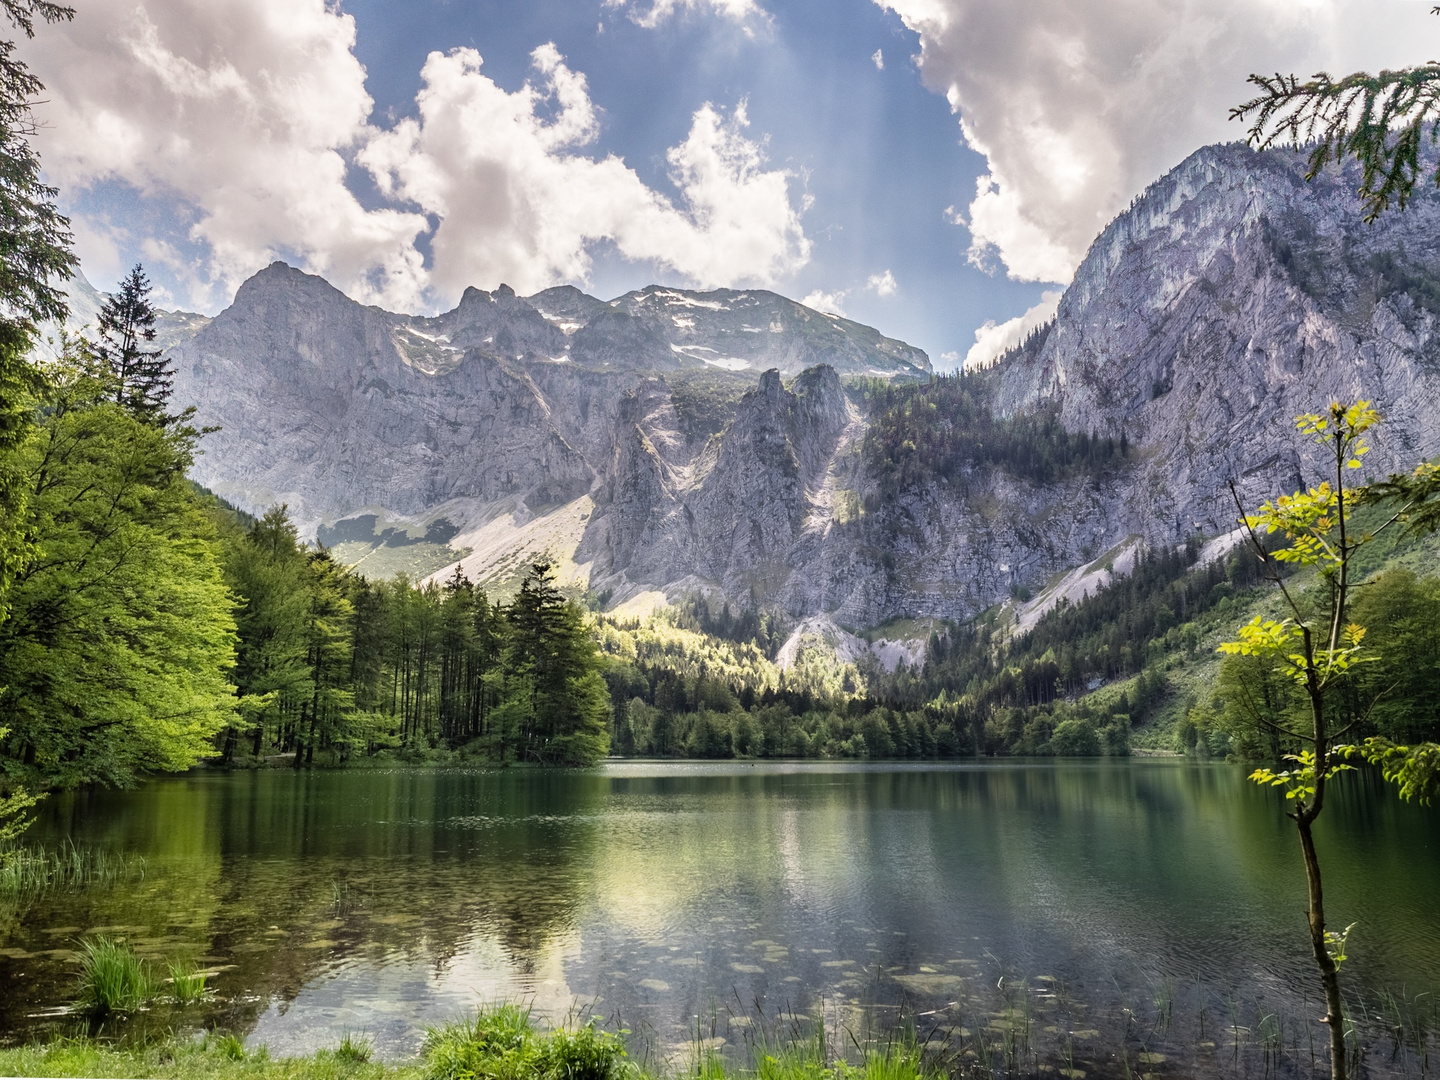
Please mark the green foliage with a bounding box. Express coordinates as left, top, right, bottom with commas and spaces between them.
0, 726, 38, 846
213, 1035, 249, 1062
424, 1007, 628, 1080
1249, 749, 1356, 802
0, 358, 238, 787
0, 1, 75, 333
219, 521, 612, 767
1049, 717, 1102, 756
1352, 738, 1440, 805
166, 960, 207, 1006
0, 838, 145, 896
1233, 51, 1440, 223
860, 373, 1126, 498
333, 1036, 374, 1066
74, 936, 157, 1016
1364, 459, 1440, 541
96, 264, 174, 425
0, 1, 78, 624
1219, 403, 1382, 769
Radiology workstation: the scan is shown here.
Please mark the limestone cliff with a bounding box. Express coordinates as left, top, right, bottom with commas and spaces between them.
165, 144, 1440, 632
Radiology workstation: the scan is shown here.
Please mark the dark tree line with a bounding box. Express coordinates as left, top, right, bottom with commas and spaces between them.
859, 373, 1128, 499
220, 506, 610, 768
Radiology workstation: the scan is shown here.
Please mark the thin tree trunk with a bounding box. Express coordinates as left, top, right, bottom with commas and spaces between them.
1297, 812, 1347, 1080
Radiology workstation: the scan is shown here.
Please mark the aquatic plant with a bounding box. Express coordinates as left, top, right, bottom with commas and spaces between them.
211, 1033, 249, 1061
0, 838, 146, 896
167, 960, 208, 1006
74, 936, 157, 1015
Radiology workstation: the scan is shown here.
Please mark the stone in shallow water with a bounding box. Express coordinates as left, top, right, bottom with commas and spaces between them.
893, 973, 967, 995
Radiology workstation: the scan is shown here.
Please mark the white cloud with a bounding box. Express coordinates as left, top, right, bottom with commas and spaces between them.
801, 268, 894, 315
23, 0, 429, 310
871, 48, 884, 70
964, 289, 1061, 371
361, 49, 809, 298
604, 0, 771, 31
801, 289, 847, 316
20, 1, 807, 311
866, 269, 897, 297
877, 0, 1439, 284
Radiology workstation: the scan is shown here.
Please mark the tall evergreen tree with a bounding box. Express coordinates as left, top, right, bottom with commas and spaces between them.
501, 561, 611, 765
221, 506, 313, 762
0, 0, 77, 626
96, 264, 174, 425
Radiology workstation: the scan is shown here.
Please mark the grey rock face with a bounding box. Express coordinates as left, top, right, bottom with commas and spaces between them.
171, 145, 1440, 628
993, 144, 1440, 537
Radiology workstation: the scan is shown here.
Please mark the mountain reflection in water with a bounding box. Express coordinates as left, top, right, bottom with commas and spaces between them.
1, 761, 1436, 1076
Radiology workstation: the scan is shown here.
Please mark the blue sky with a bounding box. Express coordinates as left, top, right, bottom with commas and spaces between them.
334, 0, 1043, 365
23, 0, 1438, 370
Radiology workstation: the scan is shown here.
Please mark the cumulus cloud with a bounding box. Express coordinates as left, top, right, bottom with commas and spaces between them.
604, 0, 770, 31
21, 1, 808, 310
877, 0, 1437, 284
866, 269, 897, 297
361, 48, 809, 297
801, 289, 847, 316
800, 269, 895, 317
964, 289, 1061, 371
22, 0, 428, 309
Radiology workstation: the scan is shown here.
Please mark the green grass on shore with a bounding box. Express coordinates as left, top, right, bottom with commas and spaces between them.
0, 1035, 425, 1080
0, 1006, 946, 1080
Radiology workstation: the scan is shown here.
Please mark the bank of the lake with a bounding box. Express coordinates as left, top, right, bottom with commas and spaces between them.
2, 761, 1437, 1079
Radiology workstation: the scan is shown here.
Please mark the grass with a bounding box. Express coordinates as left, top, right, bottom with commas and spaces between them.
0, 839, 147, 896
0, 1034, 421, 1079
423, 1003, 627, 1080
75, 936, 159, 1016
168, 961, 209, 1006
0, 1005, 951, 1080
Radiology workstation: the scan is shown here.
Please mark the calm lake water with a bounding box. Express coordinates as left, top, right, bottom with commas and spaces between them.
2, 761, 1438, 1077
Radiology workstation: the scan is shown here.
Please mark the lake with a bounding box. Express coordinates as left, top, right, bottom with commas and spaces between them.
2, 760, 1437, 1077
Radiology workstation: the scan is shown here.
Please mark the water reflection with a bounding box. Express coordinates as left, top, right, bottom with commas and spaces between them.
1, 761, 1436, 1073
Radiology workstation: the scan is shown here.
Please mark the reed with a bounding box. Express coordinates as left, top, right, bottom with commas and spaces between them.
0, 839, 146, 896
74, 936, 157, 1016
167, 960, 208, 1006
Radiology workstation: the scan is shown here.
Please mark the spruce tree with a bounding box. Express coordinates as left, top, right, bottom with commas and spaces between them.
0, 0, 77, 626
97, 263, 174, 425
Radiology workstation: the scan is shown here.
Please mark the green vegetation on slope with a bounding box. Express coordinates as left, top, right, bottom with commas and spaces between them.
858, 372, 1128, 500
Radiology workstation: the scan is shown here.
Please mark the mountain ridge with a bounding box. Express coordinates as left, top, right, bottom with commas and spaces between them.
160, 142, 1440, 635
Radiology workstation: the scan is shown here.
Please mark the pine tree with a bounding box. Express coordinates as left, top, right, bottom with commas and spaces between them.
0, 0, 77, 626
502, 561, 611, 765
96, 264, 174, 425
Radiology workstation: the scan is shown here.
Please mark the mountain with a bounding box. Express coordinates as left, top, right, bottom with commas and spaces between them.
165, 143, 1440, 636
993, 142, 1440, 535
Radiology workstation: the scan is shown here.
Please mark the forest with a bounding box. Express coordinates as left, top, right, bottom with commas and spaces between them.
0, 0, 1435, 810
858, 371, 1128, 500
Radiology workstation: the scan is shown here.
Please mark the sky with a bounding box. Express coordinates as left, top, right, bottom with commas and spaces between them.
16, 0, 1440, 370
